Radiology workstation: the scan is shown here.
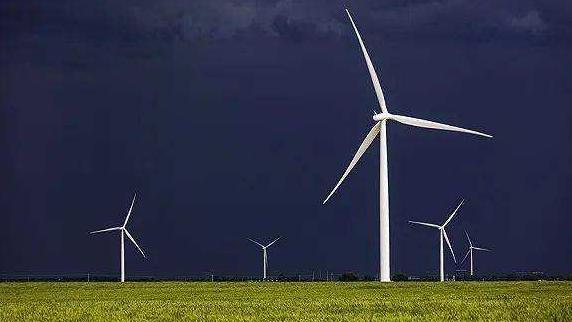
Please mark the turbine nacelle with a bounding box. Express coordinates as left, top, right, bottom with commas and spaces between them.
373, 113, 392, 121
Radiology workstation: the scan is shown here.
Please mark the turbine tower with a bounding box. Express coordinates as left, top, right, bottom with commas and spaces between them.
90, 193, 146, 282
322, 8, 492, 282
248, 237, 280, 280
409, 199, 464, 281
461, 231, 491, 276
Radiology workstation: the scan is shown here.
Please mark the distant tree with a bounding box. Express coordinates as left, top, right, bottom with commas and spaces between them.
565, 273, 572, 281
392, 272, 408, 281
339, 272, 359, 281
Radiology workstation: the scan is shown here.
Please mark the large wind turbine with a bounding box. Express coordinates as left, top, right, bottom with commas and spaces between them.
409, 200, 464, 281
90, 193, 146, 282
248, 237, 280, 280
461, 231, 490, 276
322, 9, 492, 282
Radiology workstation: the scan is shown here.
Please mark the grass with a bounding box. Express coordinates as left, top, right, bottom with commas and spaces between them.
0, 281, 571, 321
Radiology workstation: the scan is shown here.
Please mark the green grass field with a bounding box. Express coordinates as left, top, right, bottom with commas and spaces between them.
0, 281, 571, 321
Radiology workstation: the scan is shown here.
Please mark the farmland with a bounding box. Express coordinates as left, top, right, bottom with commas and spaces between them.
0, 281, 571, 321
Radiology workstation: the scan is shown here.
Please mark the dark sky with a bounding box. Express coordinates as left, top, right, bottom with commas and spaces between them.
1, 0, 571, 278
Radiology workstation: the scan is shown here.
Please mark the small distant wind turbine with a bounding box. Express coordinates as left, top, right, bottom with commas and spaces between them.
248, 237, 280, 280
322, 8, 492, 282
90, 193, 146, 282
409, 199, 464, 281
461, 231, 490, 276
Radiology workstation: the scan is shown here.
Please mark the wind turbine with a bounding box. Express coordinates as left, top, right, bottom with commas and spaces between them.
322, 8, 492, 282
461, 231, 491, 276
248, 237, 280, 280
90, 193, 146, 282
408, 199, 464, 281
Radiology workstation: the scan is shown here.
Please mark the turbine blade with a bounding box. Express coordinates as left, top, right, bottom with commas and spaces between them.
443, 199, 465, 227
248, 238, 265, 248
266, 237, 281, 248
123, 193, 137, 227
124, 229, 146, 258
323, 122, 381, 204
473, 247, 491, 252
391, 115, 492, 138
443, 229, 456, 263
408, 221, 440, 229
465, 230, 473, 247
345, 9, 387, 113
90, 226, 122, 234
460, 249, 470, 265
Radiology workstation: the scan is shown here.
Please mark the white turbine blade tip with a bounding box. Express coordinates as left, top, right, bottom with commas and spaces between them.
248, 238, 265, 248
464, 230, 472, 246
123, 192, 137, 227
266, 237, 281, 248
408, 221, 440, 228
392, 115, 492, 139
345, 9, 354, 23
344, 9, 388, 113
90, 226, 121, 234
124, 229, 146, 258
460, 249, 470, 264
323, 122, 381, 205
443, 199, 464, 227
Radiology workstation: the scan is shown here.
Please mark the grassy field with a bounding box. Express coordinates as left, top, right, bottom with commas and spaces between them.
0, 281, 571, 321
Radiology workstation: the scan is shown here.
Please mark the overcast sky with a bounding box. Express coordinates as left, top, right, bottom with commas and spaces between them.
1, 0, 571, 278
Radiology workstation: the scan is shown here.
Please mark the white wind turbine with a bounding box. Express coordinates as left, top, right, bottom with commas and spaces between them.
90, 193, 146, 282
248, 237, 280, 280
409, 199, 464, 281
322, 9, 492, 282
461, 231, 490, 276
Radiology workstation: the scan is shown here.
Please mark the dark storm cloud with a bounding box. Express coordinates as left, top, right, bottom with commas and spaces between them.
2, 0, 571, 43
352, 0, 572, 43
123, 0, 566, 41
1, 0, 572, 277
